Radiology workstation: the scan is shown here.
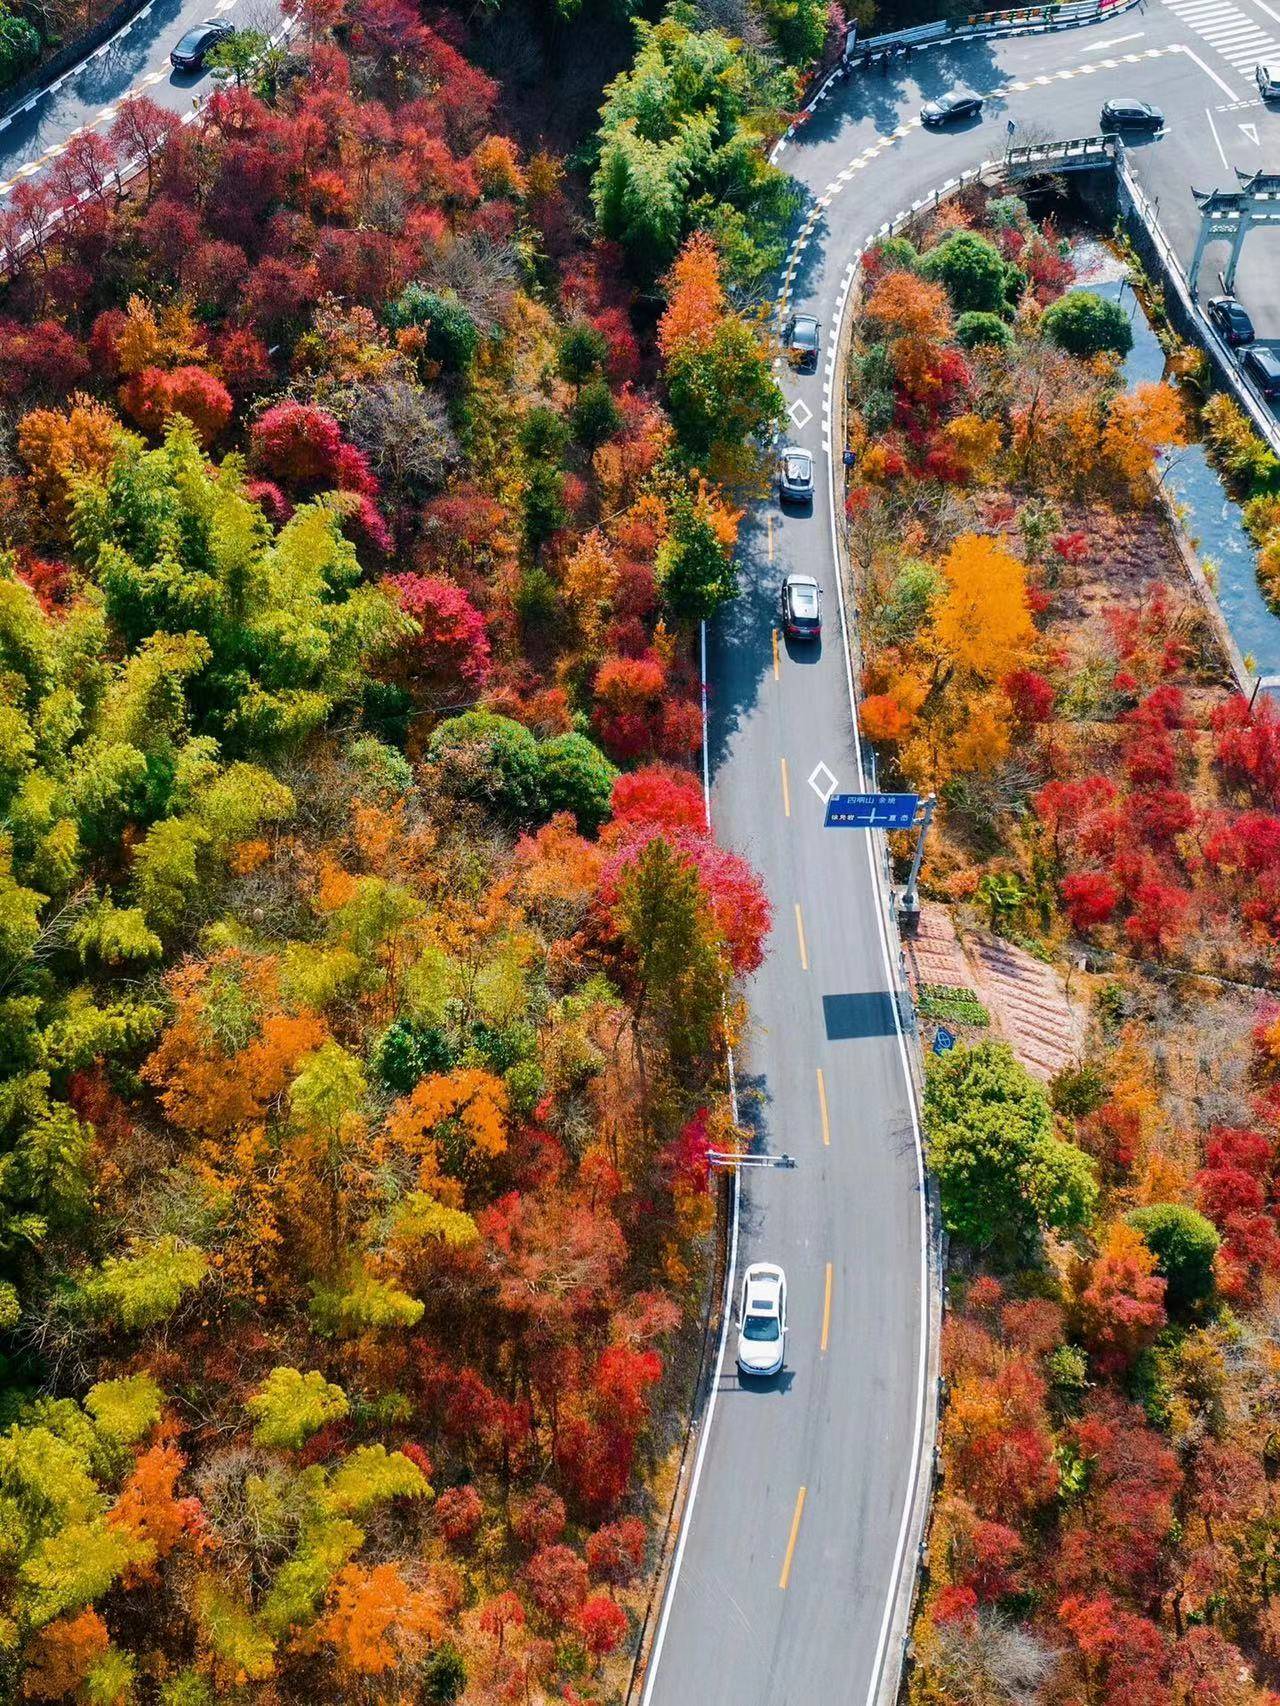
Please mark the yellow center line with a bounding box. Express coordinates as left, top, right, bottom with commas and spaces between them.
779, 1486, 807, 1590
780, 756, 791, 818
772, 627, 780, 681
794, 903, 808, 972
816, 1067, 829, 1147
821, 1262, 832, 1353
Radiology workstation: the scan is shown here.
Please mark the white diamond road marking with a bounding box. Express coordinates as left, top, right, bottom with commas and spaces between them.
1162, 0, 1280, 75
788, 397, 813, 429
808, 762, 838, 804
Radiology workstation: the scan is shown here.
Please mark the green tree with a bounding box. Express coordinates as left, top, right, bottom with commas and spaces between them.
615, 838, 725, 1069
557, 322, 608, 390
206, 27, 269, 86
521, 463, 567, 557
920, 232, 1012, 315
663, 316, 783, 469
1126, 1203, 1219, 1312
383, 285, 479, 373
592, 18, 795, 285
956, 311, 1014, 351
656, 495, 737, 620
1040, 290, 1134, 359
427, 712, 545, 824
247, 1368, 350, 1451
925, 1041, 1097, 1257
538, 733, 618, 833
571, 380, 622, 451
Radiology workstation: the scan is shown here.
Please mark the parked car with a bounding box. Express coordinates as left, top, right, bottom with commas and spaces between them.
1099, 98, 1164, 133
1257, 62, 1280, 98
736, 1263, 787, 1378
784, 313, 821, 371
921, 88, 984, 126
1206, 295, 1255, 347
1243, 346, 1280, 400
780, 573, 822, 640
170, 18, 234, 71
778, 446, 815, 505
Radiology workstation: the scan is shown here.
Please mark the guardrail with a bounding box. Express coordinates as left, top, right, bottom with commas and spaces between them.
857, 0, 1133, 51
1005, 134, 1118, 169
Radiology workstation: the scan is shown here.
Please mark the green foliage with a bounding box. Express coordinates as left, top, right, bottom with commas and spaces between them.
428, 711, 545, 824
384, 285, 480, 373
616, 838, 725, 1065
345, 734, 413, 801
557, 323, 608, 389
373, 1019, 459, 1093
917, 984, 990, 1027
925, 1041, 1097, 1257
662, 316, 784, 468
84, 1374, 164, 1444
759, 0, 828, 64
79, 1236, 208, 1330
310, 1269, 425, 1335
1127, 1203, 1220, 1312
248, 1367, 350, 1451
195, 1580, 276, 1682
1049, 1061, 1109, 1119
424, 1645, 468, 1703
571, 380, 622, 451
1040, 290, 1134, 359
880, 560, 940, 642
956, 311, 1014, 351
593, 18, 795, 285
521, 463, 568, 557
538, 733, 618, 833
0, 9, 40, 85
324, 1443, 432, 1515
656, 494, 738, 620
921, 232, 1012, 315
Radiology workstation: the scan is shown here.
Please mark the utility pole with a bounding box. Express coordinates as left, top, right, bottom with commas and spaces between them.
899, 792, 937, 927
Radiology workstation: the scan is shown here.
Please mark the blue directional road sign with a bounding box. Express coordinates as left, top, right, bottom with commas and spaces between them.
933, 1026, 957, 1056
824, 791, 920, 829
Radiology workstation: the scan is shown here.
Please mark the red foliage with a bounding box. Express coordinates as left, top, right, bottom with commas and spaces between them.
1057, 1594, 1170, 1706
1211, 692, 1280, 804
522, 1545, 588, 1625
383, 572, 491, 697
1123, 878, 1192, 958
610, 764, 705, 834
1003, 668, 1054, 724
434, 1484, 484, 1549
585, 1517, 647, 1589
510, 1485, 567, 1552
1061, 871, 1120, 933
250, 400, 377, 499
0, 317, 88, 401
1196, 1126, 1280, 1298
118, 364, 234, 445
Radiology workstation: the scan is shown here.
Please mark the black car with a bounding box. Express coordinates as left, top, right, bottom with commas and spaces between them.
1206, 295, 1255, 347
784, 313, 820, 371
1099, 98, 1163, 133
170, 18, 234, 71
921, 89, 984, 126
780, 573, 822, 640
1243, 346, 1280, 400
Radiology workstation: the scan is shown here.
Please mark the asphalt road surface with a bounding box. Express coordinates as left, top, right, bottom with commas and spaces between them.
0, 0, 280, 196
644, 10, 1280, 1706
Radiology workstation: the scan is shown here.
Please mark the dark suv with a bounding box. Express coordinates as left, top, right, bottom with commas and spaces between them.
1206, 295, 1255, 347
1243, 346, 1280, 400
784, 314, 820, 372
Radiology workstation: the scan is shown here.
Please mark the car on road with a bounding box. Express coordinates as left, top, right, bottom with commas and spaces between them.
1099, 98, 1164, 134
1257, 63, 1280, 99
778, 446, 815, 505
1243, 346, 1280, 400
737, 1262, 787, 1378
780, 572, 822, 640
921, 88, 984, 127
170, 19, 235, 71
1206, 295, 1255, 347
784, 313, 821, 371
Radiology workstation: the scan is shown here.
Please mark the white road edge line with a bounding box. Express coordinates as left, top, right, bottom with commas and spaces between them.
640, 622, 743, 1706
1205, 102, 1231, 168
826, 231, 930, 1706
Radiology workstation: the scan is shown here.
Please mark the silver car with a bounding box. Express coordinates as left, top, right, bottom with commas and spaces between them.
779, 446, 814, 505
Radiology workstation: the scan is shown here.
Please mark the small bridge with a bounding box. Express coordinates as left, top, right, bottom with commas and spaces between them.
1002, 135, 1119, 175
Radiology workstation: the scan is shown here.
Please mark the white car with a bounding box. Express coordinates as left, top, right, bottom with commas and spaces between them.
737, 1262, 787, 1378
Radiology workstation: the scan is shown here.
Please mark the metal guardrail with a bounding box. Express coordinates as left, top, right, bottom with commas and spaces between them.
1004, 133, 1118, 169
858, 0, 1133, 51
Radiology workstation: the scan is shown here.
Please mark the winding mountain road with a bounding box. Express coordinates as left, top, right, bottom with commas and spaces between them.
643, 11, 1280, 1706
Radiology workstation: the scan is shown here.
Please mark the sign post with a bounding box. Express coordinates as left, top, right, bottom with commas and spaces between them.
823, 789, 937, 928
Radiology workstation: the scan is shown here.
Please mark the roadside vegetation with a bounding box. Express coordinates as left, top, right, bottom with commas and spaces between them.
842, 185, 1280, 1701
0, 0, 827, 1693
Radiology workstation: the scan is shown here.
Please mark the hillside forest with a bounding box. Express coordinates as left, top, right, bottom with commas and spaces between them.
0, 0, 844, 1696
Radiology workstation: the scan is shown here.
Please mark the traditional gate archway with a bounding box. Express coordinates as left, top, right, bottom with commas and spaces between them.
1190, 170, 1280, 297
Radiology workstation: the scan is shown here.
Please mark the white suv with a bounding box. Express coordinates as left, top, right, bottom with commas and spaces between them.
736, 1263, 787, 1378
1257, 63, 1280, 98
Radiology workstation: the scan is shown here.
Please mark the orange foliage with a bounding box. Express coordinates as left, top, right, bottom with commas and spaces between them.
143, 952, 327, 1138
317, 1563, 441, 1675
110, 1438, 208, 1584
380, 1068, 509, 1183
864, 270, 953, 341
21, 1611, 109, 1700
657, 233, 724, 357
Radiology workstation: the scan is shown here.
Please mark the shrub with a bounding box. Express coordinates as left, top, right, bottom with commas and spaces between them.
921, 232, 1011, 315
384, 285, 479, 373
1126, 1203, 1220, 1311
956, 311, 1014, 351
427, 711, 545, 823
1041, 290, 1133, 359
538, 733, 618, 833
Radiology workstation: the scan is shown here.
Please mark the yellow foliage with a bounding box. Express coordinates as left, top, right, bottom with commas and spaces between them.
929, 533, 1036, 684
471, 134, 526, 197
18, 395, 131, 536
942, 413, 1003, 485
115, 295, 207, 377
